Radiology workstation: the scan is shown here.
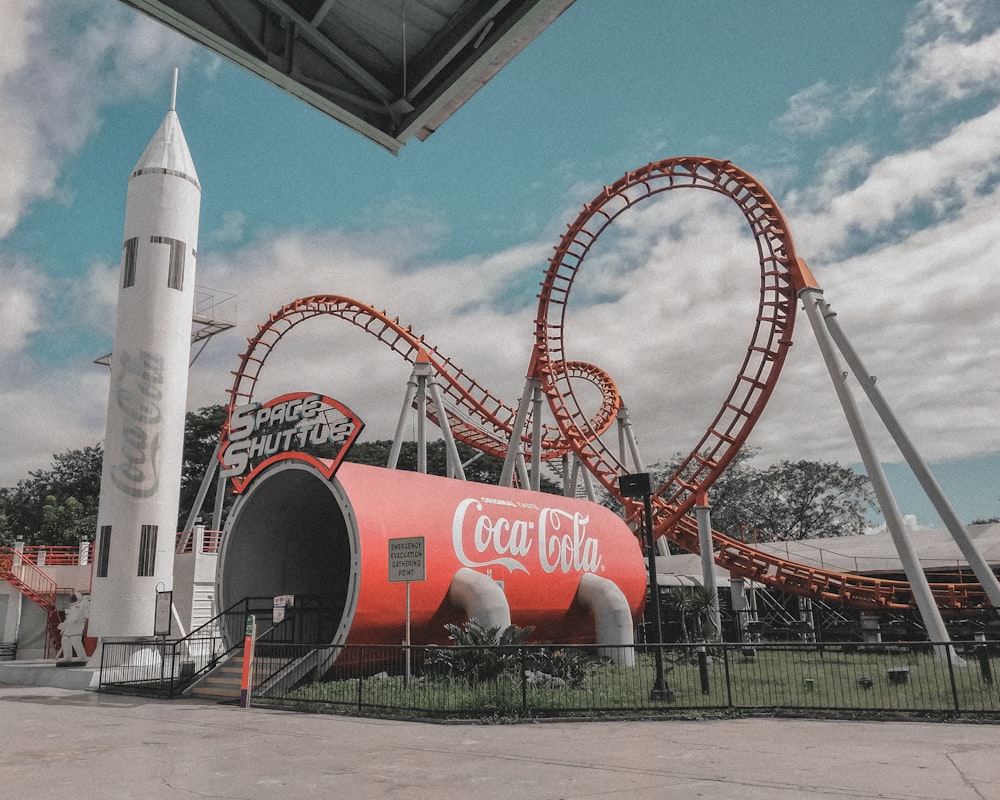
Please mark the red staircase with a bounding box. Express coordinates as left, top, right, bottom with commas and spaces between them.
0, 548, 61, 654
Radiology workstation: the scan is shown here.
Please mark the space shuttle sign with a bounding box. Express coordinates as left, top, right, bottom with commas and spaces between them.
219, 391, 364, 494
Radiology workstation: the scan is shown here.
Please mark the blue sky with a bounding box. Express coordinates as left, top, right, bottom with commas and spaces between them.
1, 0, 998, 529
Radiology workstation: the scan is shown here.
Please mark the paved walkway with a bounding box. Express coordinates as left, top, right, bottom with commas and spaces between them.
0, 685, 997, 799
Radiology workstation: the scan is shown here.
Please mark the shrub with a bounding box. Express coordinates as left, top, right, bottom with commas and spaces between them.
426, 619, 534, 683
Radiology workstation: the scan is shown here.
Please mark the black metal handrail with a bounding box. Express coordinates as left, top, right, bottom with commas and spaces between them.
98, 595, 273, 696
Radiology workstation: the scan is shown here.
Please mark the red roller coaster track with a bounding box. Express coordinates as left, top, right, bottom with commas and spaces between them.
225, 156, 988, 612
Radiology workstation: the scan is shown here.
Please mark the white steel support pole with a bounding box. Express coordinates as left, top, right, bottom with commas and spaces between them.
618, 404, 646, 473
425, 370, 465, 480
415, 368, 427, 474
529, 383, 544, 492
183, 440, 222, 533
579, 459, 597, 502
388, 373, 421, 469
212, 472, 227, 531
515, 452, 531, 490
500, 378, 537, 487
818, 297, 1000, 612
799, 286, 955, 657
694, 492, 722, 642
618, 413, 628, 467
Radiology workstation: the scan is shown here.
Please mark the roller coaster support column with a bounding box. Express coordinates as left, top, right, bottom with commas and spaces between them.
818, 297, 1000, 613
500, 378, 540, 488
798, 277, 956, 660
694, 491, 722, 643
212, 470, 227, 531
390, 361, 467, 479
620, 473, 673, 701
424, 367, 466, 481
416, 365, 428, 474
616, 404, 646, 474
389, 370, 421, 470
183, 440, 222, 533
530, 383, 544, 492
564, 454, 597, 501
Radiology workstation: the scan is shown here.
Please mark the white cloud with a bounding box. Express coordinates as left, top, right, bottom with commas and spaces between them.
889, 0, 1000, 110
0, 1, 194, 239
0, 256, 47, 355
210, 211, 247, 244
791, 103, 1000, 257
777, 82, 877, 137
777, 1, 1000, 142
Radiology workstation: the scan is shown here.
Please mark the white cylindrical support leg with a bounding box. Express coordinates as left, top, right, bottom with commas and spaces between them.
694, 494, 722, 642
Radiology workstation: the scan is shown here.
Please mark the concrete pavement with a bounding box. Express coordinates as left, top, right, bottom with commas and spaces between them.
0, 684, 997, 799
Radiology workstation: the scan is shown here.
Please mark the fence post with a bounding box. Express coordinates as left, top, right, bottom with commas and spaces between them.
723, 645, 733, 708
697, 644, 710, 695
520, 647, 528, 713
946, 647, 960, 712
975, 644, 993, 686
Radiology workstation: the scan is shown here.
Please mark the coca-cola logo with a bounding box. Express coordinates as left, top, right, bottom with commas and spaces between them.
452, 497, 602, 575
110, 349, 163, 498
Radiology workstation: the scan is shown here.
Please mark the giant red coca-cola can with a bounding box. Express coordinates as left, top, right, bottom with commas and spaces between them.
217, 460, 647, 647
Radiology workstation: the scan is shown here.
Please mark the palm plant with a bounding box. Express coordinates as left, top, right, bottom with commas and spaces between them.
666, 586, 719, 642
428, 619, 534, 682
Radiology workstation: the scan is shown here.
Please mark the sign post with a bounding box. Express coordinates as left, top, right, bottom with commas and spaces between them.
153, 589, 173, 637
388, 536, 426, 685
272, 594, 294, 625
239, 614, 256, 709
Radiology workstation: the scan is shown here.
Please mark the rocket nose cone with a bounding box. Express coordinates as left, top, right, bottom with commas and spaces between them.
131, 110, 200, 187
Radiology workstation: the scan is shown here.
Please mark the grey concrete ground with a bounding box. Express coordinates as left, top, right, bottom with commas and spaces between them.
0, 685, 997, 800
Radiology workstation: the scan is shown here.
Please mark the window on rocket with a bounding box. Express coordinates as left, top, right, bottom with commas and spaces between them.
150, 236, 186, 291
96, 525, 112, 578
138, 524, 158, 577
122, 238, 138, 288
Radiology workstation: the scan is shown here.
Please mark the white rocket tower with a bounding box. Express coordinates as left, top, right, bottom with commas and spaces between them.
89, 71, 201, 642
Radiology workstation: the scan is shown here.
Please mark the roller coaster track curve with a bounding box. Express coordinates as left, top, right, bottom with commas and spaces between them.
533, 156, 986, 611
224, 295, 622, 463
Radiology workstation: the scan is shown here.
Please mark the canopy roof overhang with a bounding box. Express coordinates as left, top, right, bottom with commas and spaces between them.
119, 0, 575, 153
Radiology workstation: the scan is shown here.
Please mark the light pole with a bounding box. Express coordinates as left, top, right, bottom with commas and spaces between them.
619, 473, 672, 701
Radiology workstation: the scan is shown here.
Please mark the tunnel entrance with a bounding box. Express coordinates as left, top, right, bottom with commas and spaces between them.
217, 462, 359, 647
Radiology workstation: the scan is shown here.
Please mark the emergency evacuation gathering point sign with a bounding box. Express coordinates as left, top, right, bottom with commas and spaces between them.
389, 536, 424, 687
388, 536, 426, 583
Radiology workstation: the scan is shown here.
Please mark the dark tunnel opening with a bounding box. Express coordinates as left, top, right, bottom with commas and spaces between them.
218, 464, 356, 646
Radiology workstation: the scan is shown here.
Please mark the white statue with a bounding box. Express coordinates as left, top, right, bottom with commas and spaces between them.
57, 593, 90, 660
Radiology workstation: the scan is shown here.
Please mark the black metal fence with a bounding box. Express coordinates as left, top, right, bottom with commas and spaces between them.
98, 596, 275, 697
251, 640, 1000, 719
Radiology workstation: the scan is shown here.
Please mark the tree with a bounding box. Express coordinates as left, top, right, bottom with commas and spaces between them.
733, 459, 877, 541
0, 446, 104, 547
177, 404, 230, 528
622, 448, 877, 544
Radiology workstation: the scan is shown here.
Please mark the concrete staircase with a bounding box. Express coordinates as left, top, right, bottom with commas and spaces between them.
186, 647, 334, 702
187, 653, 245, 702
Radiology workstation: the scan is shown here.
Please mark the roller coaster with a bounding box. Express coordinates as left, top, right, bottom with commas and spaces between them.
222, 156, 992, 615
